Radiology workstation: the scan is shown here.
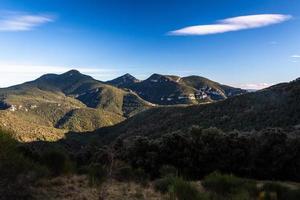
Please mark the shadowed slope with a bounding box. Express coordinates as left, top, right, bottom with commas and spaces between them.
94, 78, 300, 141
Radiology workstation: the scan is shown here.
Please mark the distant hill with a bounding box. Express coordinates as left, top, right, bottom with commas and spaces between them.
107, 73, 246, 105
0, 70, 152, 141
95, 78, 300, 141
106, 73, 140, 88
25, 70, 151, 116
0, 69, 277, 142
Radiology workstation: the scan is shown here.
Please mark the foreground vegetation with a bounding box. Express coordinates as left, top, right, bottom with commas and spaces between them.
1, 128, 300, 200
107, 127, 300, 181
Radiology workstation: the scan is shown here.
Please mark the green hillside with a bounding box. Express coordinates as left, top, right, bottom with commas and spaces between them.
56, 108, 125, 132
94, 78, 300, 141
0, 70, 153, 141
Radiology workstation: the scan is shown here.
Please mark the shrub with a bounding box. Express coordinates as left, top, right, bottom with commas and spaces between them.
114, 165, 134, 181
87, 163, 107, 186
154, 176, 174, 194
77, 165, 90, 174
202, 172, 257, 197
133, 168, 149, 186
42, 149, 74, 176
0, 129, 48, 199
0, 131, 48, 179
159, 165, 177, 178
261, 182, 300, 200
168, 177, 207, 200
285, 189, 300, 200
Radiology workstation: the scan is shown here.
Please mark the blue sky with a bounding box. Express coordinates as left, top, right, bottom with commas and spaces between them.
0, 0, 299, 89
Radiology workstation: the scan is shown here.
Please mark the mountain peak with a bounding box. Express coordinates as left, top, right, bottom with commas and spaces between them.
29, 69, 96, 95
37, 69, 88, 82
122, 73, 138, 80
147, 73, 166, 80
107, 73, 139, 87
63, 69, 82, 76
147, 73, 177, 82
123, 73, 133, 77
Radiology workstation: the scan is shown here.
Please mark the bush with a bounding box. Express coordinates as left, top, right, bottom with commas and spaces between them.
261, 182, 300, 200
169, 177, 207, 200
0, 130, 48, 199
133, 168, 149, 186
285, 189, 300, 200
42, 149, 74, 176
88, 163, 107, 186
159, 165, 177, 178
154, 176, 174, 194
77, 165, 89, 174
202, 172, 257, 197
114, 165, 134, 181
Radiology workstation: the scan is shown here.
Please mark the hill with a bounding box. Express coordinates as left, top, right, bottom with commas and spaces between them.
106, 73, 140, 87
95, 78, 300, 141
107, 73, 246, 105
0, 70, 152, 141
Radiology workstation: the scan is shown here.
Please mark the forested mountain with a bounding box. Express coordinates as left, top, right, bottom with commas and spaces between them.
0, 70, 152, 141
0, 70, 247, 141
95, 78, 300, 141
107, 73, 247, 105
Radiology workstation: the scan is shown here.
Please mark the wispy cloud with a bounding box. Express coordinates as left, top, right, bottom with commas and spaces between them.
291, 55, 300, 58
168, 14, 292, 36
0, 11, 55, 31
234, 83, 272, 90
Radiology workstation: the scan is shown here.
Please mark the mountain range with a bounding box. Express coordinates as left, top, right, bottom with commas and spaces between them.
107, 73, 247, 104
2, 69, 297, 142
2, 69, 300, 200
96, 77, 300, 142
0, 70, 153, 141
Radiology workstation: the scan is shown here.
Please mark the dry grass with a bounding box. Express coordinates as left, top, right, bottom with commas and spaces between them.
31, 175, 99, 200
104, 181, 164, 200
31, 175, 164, 200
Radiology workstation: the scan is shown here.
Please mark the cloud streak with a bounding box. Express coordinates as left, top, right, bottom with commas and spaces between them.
291, 55, 300, 58
169, 14, 291, 36
0, 11, 55, 31
234, 83, 272, 90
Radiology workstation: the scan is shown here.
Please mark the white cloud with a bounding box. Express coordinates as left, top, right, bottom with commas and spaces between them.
0, 11, 55, 31
234, 83, 272, 90
0, 65, 120, 87
169, 14, 291, 36
291, 55, 300, 58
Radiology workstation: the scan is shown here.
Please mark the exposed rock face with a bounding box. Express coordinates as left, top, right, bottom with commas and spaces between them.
108, 73, 247, 105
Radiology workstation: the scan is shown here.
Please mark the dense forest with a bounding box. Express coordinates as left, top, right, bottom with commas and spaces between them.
2, 126, 300, 199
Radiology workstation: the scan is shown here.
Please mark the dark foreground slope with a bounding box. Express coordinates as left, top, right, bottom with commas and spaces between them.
96, 78, 300, 141
54, 78, 300, 182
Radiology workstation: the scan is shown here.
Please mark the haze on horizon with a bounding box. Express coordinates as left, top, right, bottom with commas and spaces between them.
0, 0, 299, 90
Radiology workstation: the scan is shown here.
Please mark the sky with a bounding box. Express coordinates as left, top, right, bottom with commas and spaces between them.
0, 0, 299, 89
